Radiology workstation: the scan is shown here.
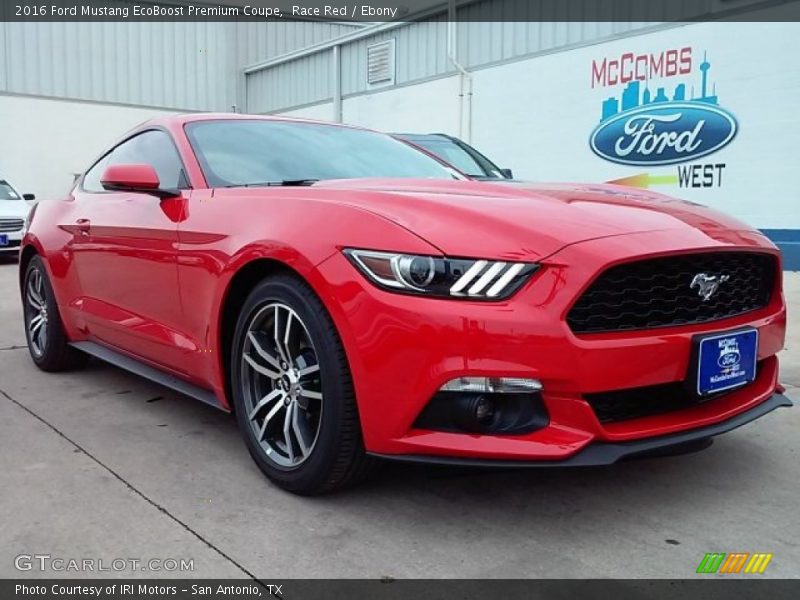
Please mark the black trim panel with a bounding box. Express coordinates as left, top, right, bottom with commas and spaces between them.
70, 340, 225, 411
370, 392, 793, 468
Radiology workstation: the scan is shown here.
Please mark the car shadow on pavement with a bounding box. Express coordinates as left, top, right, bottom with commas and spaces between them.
37, 356, 781, 512
3, 346, 795, 578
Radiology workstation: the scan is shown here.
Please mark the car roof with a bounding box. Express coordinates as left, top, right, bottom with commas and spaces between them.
392, 133, 451, 141
139, 112, 366, 131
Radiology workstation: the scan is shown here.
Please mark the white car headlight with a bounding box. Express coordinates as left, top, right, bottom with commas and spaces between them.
21, 208, 33, 236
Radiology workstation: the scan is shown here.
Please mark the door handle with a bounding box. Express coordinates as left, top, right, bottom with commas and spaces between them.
75, 218, 91, 235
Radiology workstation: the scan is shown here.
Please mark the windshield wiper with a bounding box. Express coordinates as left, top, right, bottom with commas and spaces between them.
225, 179, 320, 188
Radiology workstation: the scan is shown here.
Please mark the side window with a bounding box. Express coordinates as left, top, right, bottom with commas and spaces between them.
82, 130, 187, 193
82, 153, 112, 192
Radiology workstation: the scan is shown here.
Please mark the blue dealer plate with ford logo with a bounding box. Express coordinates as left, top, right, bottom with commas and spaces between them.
589, 102, 738, 166
696, 329, 758, 396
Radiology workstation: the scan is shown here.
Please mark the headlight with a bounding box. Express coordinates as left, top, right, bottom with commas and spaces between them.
343, 249, 538, 300
21, 204, 36, 237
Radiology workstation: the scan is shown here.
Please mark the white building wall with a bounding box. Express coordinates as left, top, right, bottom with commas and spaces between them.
276, 76, 462, 132
0, 21, 234, 111
468, 20, 799, 231
0, 19, 358, 200
279, 102, 335, 121
0, 95, 178, 200
0, 19, 360, 112
341, 76, 462, 133
247, 0, 774, 114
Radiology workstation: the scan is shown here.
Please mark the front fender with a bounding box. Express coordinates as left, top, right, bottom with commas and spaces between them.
191, 194, 441, 408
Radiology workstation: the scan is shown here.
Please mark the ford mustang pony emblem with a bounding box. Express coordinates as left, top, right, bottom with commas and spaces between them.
690, 273, 730, 301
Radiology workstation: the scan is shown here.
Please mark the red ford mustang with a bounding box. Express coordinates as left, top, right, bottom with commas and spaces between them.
19, 114, 791, 494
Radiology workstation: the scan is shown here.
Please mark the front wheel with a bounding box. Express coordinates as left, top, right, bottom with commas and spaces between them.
231, 274, 374, 494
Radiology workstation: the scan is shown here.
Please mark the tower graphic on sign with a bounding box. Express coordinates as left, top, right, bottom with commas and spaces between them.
600, 50, 719, 122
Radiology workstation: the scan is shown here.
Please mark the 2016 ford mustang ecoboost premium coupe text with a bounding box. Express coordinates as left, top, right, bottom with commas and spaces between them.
19, 114, 791, 494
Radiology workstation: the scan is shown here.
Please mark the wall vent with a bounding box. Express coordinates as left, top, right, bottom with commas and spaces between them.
366, 40, 395, 86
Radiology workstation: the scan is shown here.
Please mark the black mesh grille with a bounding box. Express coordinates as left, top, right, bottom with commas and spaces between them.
567, 252, 775, 334
585, 382, 725, 424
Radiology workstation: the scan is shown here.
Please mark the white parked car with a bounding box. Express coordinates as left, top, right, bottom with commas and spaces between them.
0, 180, 34, 257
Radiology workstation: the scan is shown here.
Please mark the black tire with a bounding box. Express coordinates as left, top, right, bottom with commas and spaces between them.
22, 255, 88, 372
231, 274, 375, 495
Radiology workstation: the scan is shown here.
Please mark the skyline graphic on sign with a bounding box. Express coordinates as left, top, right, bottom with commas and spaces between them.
600, 51, 718, 122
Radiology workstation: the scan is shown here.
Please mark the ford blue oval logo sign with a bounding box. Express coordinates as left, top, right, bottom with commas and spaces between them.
589, 102, 738, 166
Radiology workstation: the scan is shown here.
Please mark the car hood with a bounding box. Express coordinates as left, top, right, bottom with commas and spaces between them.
312, 178, 761, 261
0, 199, 31, 219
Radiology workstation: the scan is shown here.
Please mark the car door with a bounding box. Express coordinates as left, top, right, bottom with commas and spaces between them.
69, 129, 190, 374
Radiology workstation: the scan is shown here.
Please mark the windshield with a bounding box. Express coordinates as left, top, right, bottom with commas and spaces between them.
186, 120, 459, 187
408, 138, 495, 178
0, 181, 22, 201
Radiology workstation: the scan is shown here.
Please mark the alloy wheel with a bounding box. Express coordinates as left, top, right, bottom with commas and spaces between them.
240, 303, 323, 468
26, 267, 49, 357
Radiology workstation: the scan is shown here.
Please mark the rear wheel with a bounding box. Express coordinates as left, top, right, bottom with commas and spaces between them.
23, 256, 88, 371
231, 274, 374, 494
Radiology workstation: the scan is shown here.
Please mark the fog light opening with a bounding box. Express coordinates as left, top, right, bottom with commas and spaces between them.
475, 395, 496, 425
414, 384, 549, 436
452, 393, 499, 433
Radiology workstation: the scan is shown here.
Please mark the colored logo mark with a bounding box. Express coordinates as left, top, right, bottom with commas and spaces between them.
696, 553, 773, 574
590, 103, 737, 166
590, 52, 738, 166
607, 172, 679, 189
717, 339, 741, 371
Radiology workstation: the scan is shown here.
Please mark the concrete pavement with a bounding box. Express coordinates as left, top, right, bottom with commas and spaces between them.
1, 257, 798, 579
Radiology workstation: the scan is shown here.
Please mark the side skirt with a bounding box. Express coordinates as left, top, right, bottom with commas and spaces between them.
69, 340, 226, 411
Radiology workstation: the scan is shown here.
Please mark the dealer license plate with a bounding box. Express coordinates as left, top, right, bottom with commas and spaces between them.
696, 329, 758, 395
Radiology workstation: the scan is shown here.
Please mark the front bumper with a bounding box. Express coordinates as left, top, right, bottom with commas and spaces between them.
315, 229, 788, 461
371, 392, 793, 467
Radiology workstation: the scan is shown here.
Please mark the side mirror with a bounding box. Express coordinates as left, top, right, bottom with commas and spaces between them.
22, 193, 35, 201
100, 164, 179, 198
500, 168, 514, 179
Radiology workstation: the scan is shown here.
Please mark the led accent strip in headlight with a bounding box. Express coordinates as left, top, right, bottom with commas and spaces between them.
344, 249, 537, 300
